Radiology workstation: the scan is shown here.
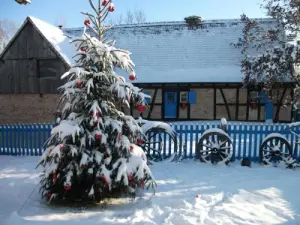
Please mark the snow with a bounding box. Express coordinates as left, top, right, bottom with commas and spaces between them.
2, 156, 300, 225
28, 16, 78, 66
138, 117, 176, 137
200, 128, 232, 141
62, 18, 278, 83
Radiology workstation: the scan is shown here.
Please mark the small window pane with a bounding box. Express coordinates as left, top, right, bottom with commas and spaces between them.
167, 93, 175, 103
38, 60, 60, 78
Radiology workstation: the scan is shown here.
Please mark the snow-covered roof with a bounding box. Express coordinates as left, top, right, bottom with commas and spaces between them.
65, 18, 278, 83
2, 16, 279, 84
0, 16, 77, 66
28, 16, 78, 66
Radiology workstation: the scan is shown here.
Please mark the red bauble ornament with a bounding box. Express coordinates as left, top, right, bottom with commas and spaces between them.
84, 19, 90, 26
137, 139, 144, 145
47, 193, 52, 199
102, 0, 108, 6
129, 74, 136, 81
137, 105, 145, 112
59, 144, 64, 150
77, 81, 82, 88
141, 180, 145, 189
80, 47, 87, 52
95, 134, 102, 140
98, 175, 110, 184
53, 173, 57, 183
64, 185, 71, 191
130, 145, 134, 151
108, 3, 115, 12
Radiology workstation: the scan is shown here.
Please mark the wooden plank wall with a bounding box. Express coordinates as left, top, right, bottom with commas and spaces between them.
0, 22, 68, 94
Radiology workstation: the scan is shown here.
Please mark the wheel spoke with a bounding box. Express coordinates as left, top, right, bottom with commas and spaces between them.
220, 146, 231, 150
264, 153, 272, 158
262, 149, 273, 153
199, 149, 212, 154
208, 139, 215, 146
201, 144, 212, 148
218, 140, 227, 147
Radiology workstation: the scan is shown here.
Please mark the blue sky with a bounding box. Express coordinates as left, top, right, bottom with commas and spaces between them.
0, 0, 267, 28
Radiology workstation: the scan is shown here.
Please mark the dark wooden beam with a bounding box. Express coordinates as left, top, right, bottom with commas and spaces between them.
291, 87, 294, 121
188, 84, 191, 120
258, 103, 261, 120
246, 89, 250, 121
213, 85, 216, 120
147, 88, 158, 119
235, 88, 239, 120
219, 88, 232, 120
274, 88, 287, 122
161, 84, 165, 119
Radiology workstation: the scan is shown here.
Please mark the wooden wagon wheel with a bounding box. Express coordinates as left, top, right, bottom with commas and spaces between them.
197, 129, 233, 165
259, 134, 292, 166
139, 127, 178, 162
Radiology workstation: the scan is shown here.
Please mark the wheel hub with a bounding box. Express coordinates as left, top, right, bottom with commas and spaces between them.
212, 148, 218, 153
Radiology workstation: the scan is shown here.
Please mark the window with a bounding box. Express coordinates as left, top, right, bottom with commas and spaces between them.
167, 93, 175, 103
37, 59, 60, 78
180, 92, 188, 103
249, 91, 258, 103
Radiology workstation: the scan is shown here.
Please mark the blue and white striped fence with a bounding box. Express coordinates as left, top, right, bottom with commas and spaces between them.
0, 123, 299, 162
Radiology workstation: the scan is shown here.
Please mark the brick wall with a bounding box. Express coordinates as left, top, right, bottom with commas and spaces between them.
0, 94, 59, 124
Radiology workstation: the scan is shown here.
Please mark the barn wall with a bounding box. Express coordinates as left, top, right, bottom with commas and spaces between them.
0, 94, 59, 124
0, 22, 68, 94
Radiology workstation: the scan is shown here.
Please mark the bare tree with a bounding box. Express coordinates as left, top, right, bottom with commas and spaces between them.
117, 14, 123, 25
0, 20, 17, 53
134, 9, 146, 24
125, 10, 134, 24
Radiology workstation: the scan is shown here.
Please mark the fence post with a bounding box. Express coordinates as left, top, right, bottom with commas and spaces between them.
248, 124, 253, 161
189, 125, 194, 159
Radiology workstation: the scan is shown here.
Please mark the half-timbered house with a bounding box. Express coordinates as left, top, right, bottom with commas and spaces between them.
0, 16, 295, 124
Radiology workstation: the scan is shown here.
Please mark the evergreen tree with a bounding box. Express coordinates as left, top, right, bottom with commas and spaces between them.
36, 0, 155, 203
236, 0, 300, 107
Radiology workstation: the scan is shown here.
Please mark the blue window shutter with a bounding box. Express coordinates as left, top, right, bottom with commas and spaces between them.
188, 91, 197, 104
143, 91, 151, 104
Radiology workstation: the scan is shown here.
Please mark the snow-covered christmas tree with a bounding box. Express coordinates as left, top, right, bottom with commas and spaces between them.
37, 0, 155, 203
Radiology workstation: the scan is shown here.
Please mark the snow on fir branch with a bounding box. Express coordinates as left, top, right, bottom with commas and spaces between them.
37, 0, 155, 203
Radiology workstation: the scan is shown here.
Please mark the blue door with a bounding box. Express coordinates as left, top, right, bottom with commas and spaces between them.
164, 92, 177, 118
260, 91, 274, 122
265, 102, 274, 122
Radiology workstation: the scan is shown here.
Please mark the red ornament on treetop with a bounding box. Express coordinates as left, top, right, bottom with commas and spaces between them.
84, 19, 90, 26
129, 74, 136, 81
108, 2, 115, 12
102, 0, 108, 6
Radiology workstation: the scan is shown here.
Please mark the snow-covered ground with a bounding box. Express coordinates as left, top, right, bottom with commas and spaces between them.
1, 156, 300, 225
